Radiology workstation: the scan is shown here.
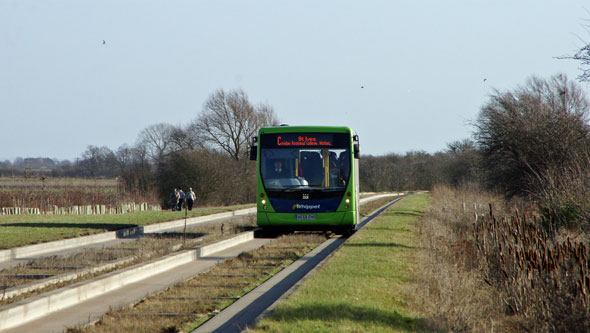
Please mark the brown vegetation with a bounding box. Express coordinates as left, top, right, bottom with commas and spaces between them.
0, 178, 158, 212
418, 186, 590, 331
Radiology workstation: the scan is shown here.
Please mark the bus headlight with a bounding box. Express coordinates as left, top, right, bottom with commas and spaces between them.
261, 199, 266, 205
345, 198, 350, 204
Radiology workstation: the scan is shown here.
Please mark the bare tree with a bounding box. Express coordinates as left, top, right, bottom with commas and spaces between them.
116, 143, 154, 195
78, 145, 118, 177
558, 19, 590, 82
193, 89, 279, 160
136, 123, 176, 161
569, 43, 590, 82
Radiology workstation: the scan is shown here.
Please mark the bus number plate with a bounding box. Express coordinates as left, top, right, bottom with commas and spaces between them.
296, 214, 316, 220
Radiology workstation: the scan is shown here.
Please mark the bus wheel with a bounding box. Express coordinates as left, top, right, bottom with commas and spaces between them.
338, 227, 356, 237
256, 228, 282, 238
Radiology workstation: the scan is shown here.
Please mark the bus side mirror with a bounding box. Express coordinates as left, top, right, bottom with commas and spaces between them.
249, 136, 258, 161
249, 146, 257, 161
354, 143, 360, 159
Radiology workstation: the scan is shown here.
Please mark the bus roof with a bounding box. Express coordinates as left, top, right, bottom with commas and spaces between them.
258, 125, 355, 135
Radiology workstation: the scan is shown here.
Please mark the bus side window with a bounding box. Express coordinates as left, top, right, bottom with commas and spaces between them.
329, 152, 339, 186
338, 151, 350, 184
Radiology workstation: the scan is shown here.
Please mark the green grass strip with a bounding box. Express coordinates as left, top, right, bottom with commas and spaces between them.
252, 193, 430, 332
0, 204, 254, 249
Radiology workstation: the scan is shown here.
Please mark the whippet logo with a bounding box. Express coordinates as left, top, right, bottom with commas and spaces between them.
292, 203, 320, 210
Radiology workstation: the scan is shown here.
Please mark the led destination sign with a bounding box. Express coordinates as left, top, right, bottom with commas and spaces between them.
261, 133, 349, 149
277, 135, 331, 147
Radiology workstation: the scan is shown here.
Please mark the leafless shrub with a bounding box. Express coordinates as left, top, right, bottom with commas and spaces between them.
156, 149, 257, 207
474, 74, 590, 198
527, 151, 590, 229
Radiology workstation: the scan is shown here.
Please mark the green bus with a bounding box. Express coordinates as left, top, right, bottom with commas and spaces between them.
250, 125, 360, 235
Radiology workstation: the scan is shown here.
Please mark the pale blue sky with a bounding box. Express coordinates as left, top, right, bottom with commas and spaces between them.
1, 1, 589, 161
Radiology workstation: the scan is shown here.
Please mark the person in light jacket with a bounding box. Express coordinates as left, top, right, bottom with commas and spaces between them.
186, 187, 196, 210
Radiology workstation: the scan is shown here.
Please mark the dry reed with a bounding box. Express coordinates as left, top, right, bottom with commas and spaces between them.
418, 185, 590, 332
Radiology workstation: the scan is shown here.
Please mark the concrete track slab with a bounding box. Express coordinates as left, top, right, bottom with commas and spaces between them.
0, 238, 135, 271
0, 212, 254, 271
1, 238, 271, 333
194, 236, 347, 333
193, 197, 403, 333
0, 194, 395, 270
0, 207, 257, 266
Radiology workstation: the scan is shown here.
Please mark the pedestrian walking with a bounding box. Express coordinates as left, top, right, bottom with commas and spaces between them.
178, 187, 185, 211
186, 187, 196, 210
170, 188, 179, 211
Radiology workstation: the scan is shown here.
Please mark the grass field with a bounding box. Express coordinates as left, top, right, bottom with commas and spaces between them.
0, 204, 254, 249
252, 193, 430, 332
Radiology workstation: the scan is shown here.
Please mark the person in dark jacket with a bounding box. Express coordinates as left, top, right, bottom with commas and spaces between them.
178, 187, 185, 211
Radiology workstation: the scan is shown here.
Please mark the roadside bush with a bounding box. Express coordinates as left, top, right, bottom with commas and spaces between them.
474, 74, 590, 198
156, 150, 256, 208
528, 151, 590, 229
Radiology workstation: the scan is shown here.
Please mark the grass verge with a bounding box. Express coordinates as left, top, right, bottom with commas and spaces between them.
251, 193, 429, 332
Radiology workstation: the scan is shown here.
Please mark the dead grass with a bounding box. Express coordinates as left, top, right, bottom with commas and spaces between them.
415, 185, 508, 331
417, 185, 590, 332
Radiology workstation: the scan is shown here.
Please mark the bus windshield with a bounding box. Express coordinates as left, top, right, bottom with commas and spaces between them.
261, 147, 350, 191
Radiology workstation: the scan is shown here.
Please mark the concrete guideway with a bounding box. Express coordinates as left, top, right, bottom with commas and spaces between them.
359, 192, 404, 205
0, 207, 257, 267
0, 193, 401, 267
0, 232, 263, 332
194, 236, 348, 333
0, 193, 403, 332
194, 197, 403, 333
